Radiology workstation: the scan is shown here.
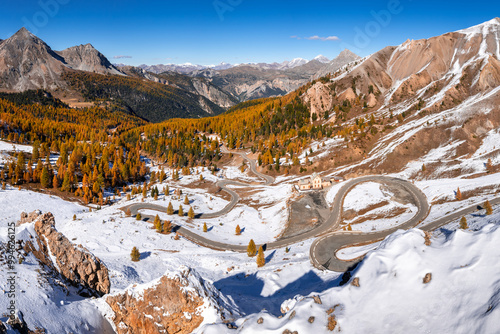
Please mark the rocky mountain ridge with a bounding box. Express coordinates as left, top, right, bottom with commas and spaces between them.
22, 211, 111, 296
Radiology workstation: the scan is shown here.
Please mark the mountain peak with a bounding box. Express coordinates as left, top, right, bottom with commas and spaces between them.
314, 55, 330, 63
338, 49, 359, 58
12, 27, 37, 40
456, 17, 500, 36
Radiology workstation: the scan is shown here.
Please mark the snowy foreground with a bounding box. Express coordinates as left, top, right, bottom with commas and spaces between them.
0, 181, 498, 333
202, 224, 500, 333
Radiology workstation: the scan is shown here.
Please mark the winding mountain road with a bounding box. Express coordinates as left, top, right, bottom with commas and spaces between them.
122, 152, 498, 272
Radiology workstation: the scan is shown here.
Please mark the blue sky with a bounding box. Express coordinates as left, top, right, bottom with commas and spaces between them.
1, 0, 498, 66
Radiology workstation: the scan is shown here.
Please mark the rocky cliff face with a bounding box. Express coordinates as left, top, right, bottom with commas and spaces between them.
105, 266, 237, 334
191, 78, 237, 108
303, 81, 335, 118
23, 211, 110, 296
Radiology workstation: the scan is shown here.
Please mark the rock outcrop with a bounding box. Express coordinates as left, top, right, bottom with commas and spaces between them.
18, 210, 41, 225
303, 81, 335, 118
0, 312, 34, 334
105, 266, 236, 334
23, 211, 110, 296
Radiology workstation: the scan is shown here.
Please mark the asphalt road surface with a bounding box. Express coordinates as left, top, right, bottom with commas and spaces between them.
122, 157, 498, 272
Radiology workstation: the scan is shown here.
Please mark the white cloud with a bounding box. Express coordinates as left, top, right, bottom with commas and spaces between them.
291, 35, 340, 41
113, 55, 132, 59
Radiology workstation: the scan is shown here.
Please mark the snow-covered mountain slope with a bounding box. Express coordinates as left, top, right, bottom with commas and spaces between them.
314, 54, 331, 63
300, 18, 500, 178
201, 223, 500, 333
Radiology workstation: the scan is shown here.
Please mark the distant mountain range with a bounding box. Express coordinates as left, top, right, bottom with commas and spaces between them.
129, 54, 333, 75
0, 27, 360, 121
123, 52, 359, 101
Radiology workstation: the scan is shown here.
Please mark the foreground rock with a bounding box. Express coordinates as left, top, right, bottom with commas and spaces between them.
0, 312, 34, 334
23, 211, 110, 296
105, 266, 237, 334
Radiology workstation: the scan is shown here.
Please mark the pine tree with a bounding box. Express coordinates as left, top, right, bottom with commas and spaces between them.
256, 246, 265, 267
456, 187, 462, 200
247, 239, 256, 257
136, 213, 142, 220
61, 171, 72, 192
40, 167, 50, 188
167, 202, 174, 215
235, 225, 241, 235
73, 214, 76, 221
126, 207, 132, 216
422, 164, 426, 172
52, 175, 58, 189
199, 174, 204, 181
178, 205, 184, 217
188, 206, 195, 219
14, 152, 25, 184
459, 216, 468, 229
154, 214, 162, 232
203, 222, 208, 232
484, 200, 493, 215
184, 195, 189, 205
130, 247, 140, 261
163, 220, 172, 234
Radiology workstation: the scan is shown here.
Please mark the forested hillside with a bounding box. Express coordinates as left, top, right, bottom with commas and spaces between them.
62, 71, 225, 122
0, 97, 148, 204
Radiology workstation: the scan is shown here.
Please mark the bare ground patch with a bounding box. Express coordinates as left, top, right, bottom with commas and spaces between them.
431, 184, 500, 205
277, 191, 330, 239
344, 206, 409, 226
343, 200, 390, 220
